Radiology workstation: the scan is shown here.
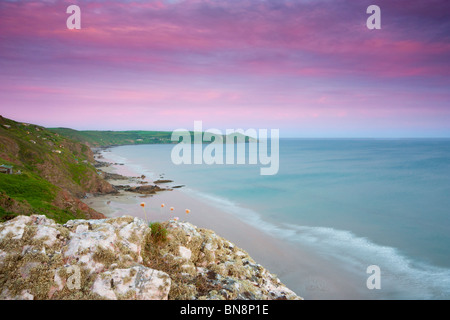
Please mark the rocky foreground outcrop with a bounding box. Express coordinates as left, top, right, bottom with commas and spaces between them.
0, 215, 301, 300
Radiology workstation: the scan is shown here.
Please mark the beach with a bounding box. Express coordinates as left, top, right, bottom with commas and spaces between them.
84, 147, 382, 300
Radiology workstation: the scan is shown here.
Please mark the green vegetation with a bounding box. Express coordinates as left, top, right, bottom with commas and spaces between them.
0, 173, 55, 204
0, 173, 84, 223
0, 116, 109, 223
67, 162, 90, 186
48, 128, 174, 147
149, 222, 168, 244
48, 128, 256, 148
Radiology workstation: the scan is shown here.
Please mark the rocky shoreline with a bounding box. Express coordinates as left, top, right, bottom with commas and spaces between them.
92, 147, 179, 196
0, 214, 301, 300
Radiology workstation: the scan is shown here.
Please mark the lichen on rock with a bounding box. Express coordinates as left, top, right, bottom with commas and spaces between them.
0, 215, 301, 300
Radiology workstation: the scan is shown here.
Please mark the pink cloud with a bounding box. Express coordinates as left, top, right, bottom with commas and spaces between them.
0, 0, 449, 136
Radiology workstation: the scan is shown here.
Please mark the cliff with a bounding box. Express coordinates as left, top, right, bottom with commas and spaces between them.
0, 215, 301, 300
0, 116, 116, 223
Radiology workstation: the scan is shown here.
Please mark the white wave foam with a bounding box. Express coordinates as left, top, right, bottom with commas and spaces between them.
287, 224, 450, 299
182, 187, 450, 299
99, 149, 156, 181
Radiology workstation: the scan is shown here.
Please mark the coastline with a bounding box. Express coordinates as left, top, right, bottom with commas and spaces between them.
85, 147, 378, 300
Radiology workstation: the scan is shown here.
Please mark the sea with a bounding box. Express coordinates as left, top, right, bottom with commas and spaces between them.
99, 139, 450, 299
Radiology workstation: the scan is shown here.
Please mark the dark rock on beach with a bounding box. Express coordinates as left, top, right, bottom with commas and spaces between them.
102, 172, 130, 181
125, 185, 169, 194
153, 179, 174, 184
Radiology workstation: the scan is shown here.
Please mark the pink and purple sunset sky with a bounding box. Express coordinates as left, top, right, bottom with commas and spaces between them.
1, 0, 449, 137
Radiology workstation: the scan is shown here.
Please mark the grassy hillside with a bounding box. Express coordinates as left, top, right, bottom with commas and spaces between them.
0, 116, 115, 223
49, 128, 256, 148
0, 173, 76, 223
48, 128, 174, 147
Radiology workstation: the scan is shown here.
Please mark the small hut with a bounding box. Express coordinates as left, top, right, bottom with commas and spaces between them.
0, 165, 13, 174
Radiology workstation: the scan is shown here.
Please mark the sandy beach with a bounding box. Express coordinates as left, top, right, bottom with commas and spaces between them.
84, 148, 377, 300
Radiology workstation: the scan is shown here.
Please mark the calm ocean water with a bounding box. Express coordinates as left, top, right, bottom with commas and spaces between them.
102, 139, 450, 299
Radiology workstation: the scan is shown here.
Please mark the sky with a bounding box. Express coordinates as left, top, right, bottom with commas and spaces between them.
0, 0, 449, 137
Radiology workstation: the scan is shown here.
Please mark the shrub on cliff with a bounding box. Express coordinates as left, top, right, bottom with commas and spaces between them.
149, 222, 168, 244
